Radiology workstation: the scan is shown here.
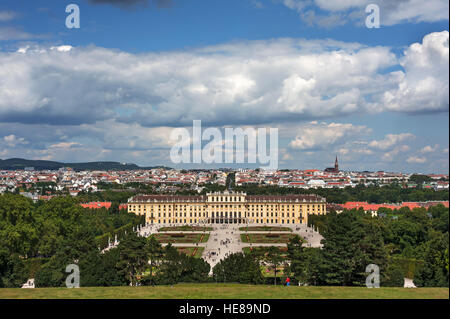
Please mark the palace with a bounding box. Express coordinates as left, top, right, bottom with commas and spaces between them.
127, 191, 327, 225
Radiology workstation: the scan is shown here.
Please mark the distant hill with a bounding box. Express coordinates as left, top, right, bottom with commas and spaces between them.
0, 158, 171, 171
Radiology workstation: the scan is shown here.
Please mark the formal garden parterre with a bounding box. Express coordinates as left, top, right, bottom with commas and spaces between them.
240, 233, 298, 243
152, 233, 210, 243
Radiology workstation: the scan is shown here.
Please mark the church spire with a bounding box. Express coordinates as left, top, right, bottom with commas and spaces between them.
335, 155, 339, 171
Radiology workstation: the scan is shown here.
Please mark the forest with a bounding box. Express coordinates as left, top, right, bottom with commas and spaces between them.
0, 193, 448, 288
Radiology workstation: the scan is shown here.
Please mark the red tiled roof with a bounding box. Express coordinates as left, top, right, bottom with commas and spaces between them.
81, 202, 112, 209
341, 201, 449, 211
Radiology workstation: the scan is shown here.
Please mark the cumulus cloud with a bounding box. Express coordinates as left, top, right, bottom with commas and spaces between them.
381, 145, 410, 161
1, 33, 443, 128
3, 134, 28, 147
282, 0, 449, 27
0, 37, 405, 128
420, 144, 439, 153
289, 121, 370, 150
383, 31, 449, 113
368, 133, 414, 150
407, 156, 427, 164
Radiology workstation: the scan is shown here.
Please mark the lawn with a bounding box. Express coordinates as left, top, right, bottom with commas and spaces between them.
242, 246, 288, 256
239, 226, 292, 232
176, 246, 205, 258
241, 233, 297, 244
0, 284, 447, 299
152, 233, 210, 243
158, 225, 213, 232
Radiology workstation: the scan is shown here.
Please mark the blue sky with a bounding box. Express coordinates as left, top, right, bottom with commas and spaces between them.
0, 0, 448, 173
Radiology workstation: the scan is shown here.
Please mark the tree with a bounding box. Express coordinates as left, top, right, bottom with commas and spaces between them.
320, 211, 388, 286
287, 235, 323, 285
286, 235, 304, 280
0, 252, 28, 288
145, 236, 163, 285
213, 252, 263, 284
382, 261, 405, 287
179, 255, 210, 283
264, 246, 284, 286
157, 244, 184, 285
117, 232, 148, 286
414, 232, 449, 287
409, 174, 432, 186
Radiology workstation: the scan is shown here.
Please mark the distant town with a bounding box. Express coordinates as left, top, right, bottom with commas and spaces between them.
1, 157, 448, 216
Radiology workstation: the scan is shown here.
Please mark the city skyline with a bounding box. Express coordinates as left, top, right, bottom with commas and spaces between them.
0, 154, 449, 174
0, 0, 448, 173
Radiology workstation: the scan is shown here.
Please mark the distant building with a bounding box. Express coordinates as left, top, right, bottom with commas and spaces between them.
325, 156, 339, 173
80, 202, 112, 209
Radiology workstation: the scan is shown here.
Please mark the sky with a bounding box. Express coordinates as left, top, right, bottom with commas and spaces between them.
0, 0, 448, 173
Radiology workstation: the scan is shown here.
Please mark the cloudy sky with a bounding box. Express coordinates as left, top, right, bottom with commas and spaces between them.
0, 0, 448, 173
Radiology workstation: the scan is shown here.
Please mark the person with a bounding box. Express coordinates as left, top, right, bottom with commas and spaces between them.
285, 277, 290, 287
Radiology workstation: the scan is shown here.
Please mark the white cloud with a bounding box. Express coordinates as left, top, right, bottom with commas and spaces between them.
3, 134, 28, 147
382, 0, 449, 26
381, 145, 410, 161
0, 34, 445, 129
407, 156, 427, 164
420, 144, 439, 153
368, 133, 414, 150
50, 45, 73, 52
289, 121, 370, 150
314, 0, 367, 12
0, 38, 402, 128
49, 142, 81, 149
282, 0, 449, 27
383, 31, 449, 113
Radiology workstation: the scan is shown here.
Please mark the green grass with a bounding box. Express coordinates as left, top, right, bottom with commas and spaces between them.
242, 246, 288, 256
176, 247, 205, 258
239, 226, 293, 232
241, 233, 297, 244
158, 226, 213, 232
152, 233, 210, 243
1, 284, 447, 299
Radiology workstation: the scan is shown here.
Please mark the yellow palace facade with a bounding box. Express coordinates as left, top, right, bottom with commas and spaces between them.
127, 191, 327, 225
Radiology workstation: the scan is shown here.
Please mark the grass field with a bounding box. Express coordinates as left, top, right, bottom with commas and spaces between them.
152, 233, 210, 243
158, 226, 213, 232
241, 233, 297, 243
242, 246, 288, 255
176, 246, 205, 258
0, 284, 447, 299
239, 226, 293, 232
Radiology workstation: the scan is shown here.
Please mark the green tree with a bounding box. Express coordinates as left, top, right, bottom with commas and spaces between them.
117, 232, 148, 286
264, 246, 284, 285
145, 236, 163, 285
320, 211, 388, 286
213, 252, 263, 284
414, 232, 449, 287
287, 235, 323, 285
